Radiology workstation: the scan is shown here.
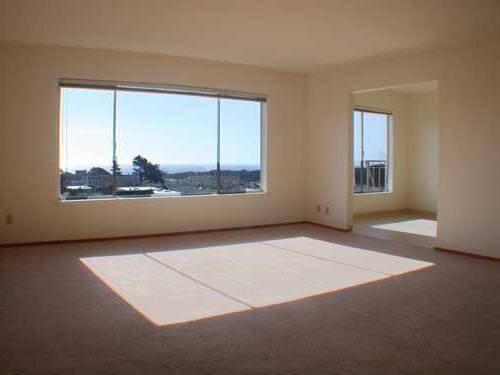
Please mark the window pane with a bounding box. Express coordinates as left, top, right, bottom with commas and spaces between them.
59, 84, 264, 200
363, 112, 388, 192
115, 91, 218, 197
362, 112, 387, 162
219, 99, 262, 194
352, 111, 389, 193
60, 88, 114, 200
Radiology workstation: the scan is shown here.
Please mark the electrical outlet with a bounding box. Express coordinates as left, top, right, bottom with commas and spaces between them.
6, 214, 13, 225
316, 204, 321, 213
325, 206, 330, 215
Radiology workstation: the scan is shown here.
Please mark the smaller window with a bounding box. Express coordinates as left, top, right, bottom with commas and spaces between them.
353, 109, 391, 193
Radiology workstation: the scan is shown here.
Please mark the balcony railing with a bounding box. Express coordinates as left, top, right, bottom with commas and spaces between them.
354, 160, 388, 193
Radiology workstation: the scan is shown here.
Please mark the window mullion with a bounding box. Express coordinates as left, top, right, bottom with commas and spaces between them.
360, 111, 364, 193
216, 96, 221, 194
386, 114, 390, 192
112, 90, 117, 197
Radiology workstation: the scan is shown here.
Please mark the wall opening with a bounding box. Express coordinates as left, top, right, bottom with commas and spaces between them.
349, 81, 439, 248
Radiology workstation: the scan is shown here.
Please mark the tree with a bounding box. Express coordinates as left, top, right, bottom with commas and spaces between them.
133, 155, 147, 182
133, 155, 164, 185
144, 163, 164, 184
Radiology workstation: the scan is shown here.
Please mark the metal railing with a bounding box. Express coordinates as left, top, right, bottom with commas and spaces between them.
354, 160, 388, 193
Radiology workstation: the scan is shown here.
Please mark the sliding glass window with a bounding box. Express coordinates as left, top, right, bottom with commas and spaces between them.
353, 109, 391, 193
59, 82, 264, 200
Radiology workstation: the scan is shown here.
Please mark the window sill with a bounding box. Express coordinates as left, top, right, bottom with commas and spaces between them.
353, 191, 393, 196
55, 191, 267, 205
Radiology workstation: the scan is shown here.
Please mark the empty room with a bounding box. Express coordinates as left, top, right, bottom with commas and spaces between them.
0, 1, 499, 374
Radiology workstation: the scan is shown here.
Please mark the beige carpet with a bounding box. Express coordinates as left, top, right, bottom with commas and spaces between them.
353, 210, 438, 248
0, 223, 498, 374
81, 238, 433, 326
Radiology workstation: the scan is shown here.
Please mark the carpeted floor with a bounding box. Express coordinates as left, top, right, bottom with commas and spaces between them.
353, 209, 438, 248
1, 223, 499, 374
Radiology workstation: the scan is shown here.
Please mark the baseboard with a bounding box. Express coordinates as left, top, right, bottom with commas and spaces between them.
306, 221, 352, 232
353, 208, 436, 218
0, 220, 354, 248
434, 246, 499, 261
0, 221, 309, 248
9, 221, 496, 263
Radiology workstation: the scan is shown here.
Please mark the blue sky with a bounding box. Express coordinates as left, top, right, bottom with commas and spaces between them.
60, 88, 261, 172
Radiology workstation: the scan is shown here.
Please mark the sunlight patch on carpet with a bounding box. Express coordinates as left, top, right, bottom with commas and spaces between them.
81, 254, 248, 325
81, 237, 433, 326
372, 219, 437, 237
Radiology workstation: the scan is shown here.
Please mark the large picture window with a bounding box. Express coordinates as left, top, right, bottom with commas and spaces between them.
59, 81, 264, 200
353, 109, 391, 193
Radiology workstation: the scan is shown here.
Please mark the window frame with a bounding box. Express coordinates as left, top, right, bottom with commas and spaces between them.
57, 79, 267, 201
352, 107, 392, 194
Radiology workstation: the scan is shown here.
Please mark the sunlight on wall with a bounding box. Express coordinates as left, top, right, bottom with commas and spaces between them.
81, 237, 434, 326
372, 219, 437, 237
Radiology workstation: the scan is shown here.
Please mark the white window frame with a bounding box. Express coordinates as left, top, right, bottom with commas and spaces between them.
57, 79, 267, 201
353, 108, 392, 194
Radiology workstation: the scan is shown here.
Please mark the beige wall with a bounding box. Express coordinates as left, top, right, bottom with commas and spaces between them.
1, 42, 498, 259
308, 44, 500, 258
352, 90, 411, 214
408, 91, 439, 213
0, 44, 308, 244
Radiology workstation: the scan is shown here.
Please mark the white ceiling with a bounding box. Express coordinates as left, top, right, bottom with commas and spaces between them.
1, 0, 499, 73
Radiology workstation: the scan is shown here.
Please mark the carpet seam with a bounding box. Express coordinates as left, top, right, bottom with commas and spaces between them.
144, 253, 254, 309
260, 242, 392, 276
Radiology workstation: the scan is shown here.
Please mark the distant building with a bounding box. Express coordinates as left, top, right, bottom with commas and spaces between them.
186, 174, 217, 188
74, 170, 88, 185
117, 174, 140, 187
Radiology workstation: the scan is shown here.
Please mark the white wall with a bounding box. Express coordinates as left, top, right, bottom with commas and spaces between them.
1, 42, 498, 259
352, 90, 411, 214
0, 44, 308, 244
408, 91, 439, 213
308, 43, 500, 258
